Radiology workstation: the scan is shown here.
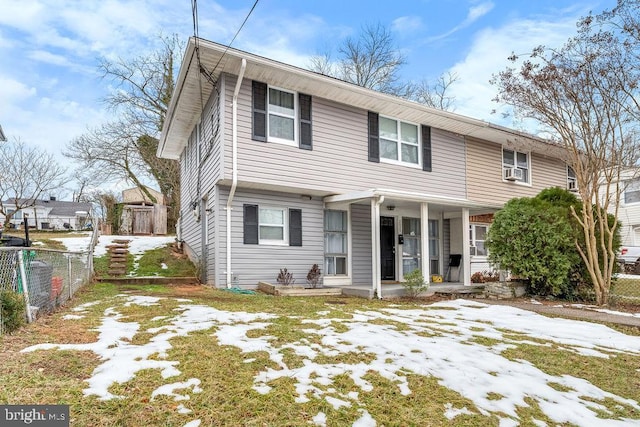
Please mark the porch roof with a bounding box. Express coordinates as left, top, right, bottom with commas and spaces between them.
323, 189, 501, 212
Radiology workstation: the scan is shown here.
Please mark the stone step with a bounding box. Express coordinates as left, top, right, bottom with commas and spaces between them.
109, 263, 127, 269
107, 269, 126, 276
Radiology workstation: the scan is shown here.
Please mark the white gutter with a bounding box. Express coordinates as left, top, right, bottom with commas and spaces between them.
226, 58, 247, 288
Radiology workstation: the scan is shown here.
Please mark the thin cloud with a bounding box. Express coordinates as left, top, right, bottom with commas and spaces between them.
392, 16, 423, 35
427, 1, 495, 42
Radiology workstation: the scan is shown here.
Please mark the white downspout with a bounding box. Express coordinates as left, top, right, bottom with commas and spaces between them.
226, 58, 247, 288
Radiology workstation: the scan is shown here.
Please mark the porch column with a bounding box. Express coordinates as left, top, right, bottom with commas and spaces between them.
420, 202, 430, 284
371, 197, 383, 299
461, 207, 471, 286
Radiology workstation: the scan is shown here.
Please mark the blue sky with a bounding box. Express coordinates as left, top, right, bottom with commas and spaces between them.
0, 0, 616, 179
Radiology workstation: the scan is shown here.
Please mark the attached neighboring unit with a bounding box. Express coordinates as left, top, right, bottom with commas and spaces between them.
157, 37, 571, 298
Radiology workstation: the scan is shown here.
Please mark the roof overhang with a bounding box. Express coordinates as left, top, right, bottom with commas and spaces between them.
158, 38, 565, 161
324, 189, 502, 211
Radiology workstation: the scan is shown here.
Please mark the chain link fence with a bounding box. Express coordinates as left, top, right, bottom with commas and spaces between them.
0, 228, 97, 334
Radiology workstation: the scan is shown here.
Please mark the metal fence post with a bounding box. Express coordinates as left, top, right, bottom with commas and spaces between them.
68, 255, 73, 299
17, 249, 33, 323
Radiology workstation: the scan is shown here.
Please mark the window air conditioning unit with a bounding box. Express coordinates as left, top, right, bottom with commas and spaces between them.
470, 246, 477, 256
504, 167, 523, 181
568, 180, 578, 192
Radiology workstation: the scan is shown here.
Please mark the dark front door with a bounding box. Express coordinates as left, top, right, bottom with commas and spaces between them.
380, 216, 396, 280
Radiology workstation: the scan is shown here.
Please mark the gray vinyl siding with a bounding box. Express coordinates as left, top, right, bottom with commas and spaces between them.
351, 203, 372, 286
466, 136, 567, 205
443, 219, 451, 277
203, 186, 216, 285
199, 80, 225, 189
223, 74, 466, 197
216, 186, 324, 288
180, 125, 202, 258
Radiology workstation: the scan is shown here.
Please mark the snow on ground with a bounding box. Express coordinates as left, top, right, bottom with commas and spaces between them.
53, 234, 175, 257
21, 297, 640, 426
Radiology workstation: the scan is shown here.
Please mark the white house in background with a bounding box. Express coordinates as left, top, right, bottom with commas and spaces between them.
157, 37, 573, 297
0, 197, 93, 230
611, 170, 640, 246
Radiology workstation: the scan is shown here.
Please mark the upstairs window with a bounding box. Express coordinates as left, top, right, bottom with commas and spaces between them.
379, 117, 420, 166
625, 179, 640, 204
502, 149, 529, 184
268, 88, 296, 143
567, 166, 577, 191
252, 81, 313, 150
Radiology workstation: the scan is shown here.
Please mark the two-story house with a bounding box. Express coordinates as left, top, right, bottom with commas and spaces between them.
157, 38, 571, 298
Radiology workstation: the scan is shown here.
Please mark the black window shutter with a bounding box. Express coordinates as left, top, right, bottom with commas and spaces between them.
368, 111, 380, 162
243, 204, 259, 244
289, 209, 302, 246
421, 125, 432, 172
299, 93, 313, 150
252, 81, 267, 142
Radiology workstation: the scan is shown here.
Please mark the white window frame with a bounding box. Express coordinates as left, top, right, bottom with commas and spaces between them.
624, 179, 640, 205
469, 223, 489, 257
502, 148, 531, 185
267, 86, 298, 146
258, 207, 288, 246
324, 210, 348, 276
379, 116, 421, 168
567, 165, 577, 191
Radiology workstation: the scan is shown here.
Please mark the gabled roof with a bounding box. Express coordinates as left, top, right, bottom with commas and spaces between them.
3, 199, 92, 217
159, 37, 566, 161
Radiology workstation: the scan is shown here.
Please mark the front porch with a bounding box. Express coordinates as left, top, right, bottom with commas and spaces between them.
323, 188, 499, 299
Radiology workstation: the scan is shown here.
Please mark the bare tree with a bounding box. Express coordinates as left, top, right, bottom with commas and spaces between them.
412, 72, 459, 111
65, 34, 182, 231
491, 3, 640, 305
0, 139, 68, 227
309, 23, 409, 95
309, 23, 458, 110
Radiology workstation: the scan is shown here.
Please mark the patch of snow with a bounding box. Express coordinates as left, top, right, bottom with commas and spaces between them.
122, 295, 162, 307
592, 308, 640, 318
151, 378, 201, 401
312, 412, 327, 426
151, 316, 168, 321
72, 301, 101, 312
177, 404, 192, 414
443, 403, 474, 420
62, 314, 84, 320
532, 419, 548, 427
325, 396, 351, 409
529, 299, 543, 305
161, 263, 168, 270
316, 311, 330, 316
352, 409, 376, 427
182, 420, 201, 427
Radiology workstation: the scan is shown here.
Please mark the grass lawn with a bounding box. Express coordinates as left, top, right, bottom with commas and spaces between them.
1, 283, 640, 426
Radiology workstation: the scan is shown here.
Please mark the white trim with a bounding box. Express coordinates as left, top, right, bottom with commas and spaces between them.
462, 208, 471, 286
502, 147, 532, 187
420, 203, 430, 284
258, 206, 288, 245
324, 188, 500, 209
378, 115, 421, 167
267, 85, 298, 146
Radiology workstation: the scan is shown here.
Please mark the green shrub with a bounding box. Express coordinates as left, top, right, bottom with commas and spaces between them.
402, 269, 429, 298
487, 195, 579, 297
487, 187, 621, 299
0, 289, 26, 333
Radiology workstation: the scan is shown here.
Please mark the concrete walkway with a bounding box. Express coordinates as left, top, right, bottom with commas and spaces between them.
477, 298, 640, 328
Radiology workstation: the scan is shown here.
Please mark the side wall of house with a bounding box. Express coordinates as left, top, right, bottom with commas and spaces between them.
222, 74, 467, 198
616, 203, 640, 246
179, 79, 225, 280
215, 186, 324, 288
465, 136, 568, 205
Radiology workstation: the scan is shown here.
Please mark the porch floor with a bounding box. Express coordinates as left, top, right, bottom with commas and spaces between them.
325, 282, 485, 299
